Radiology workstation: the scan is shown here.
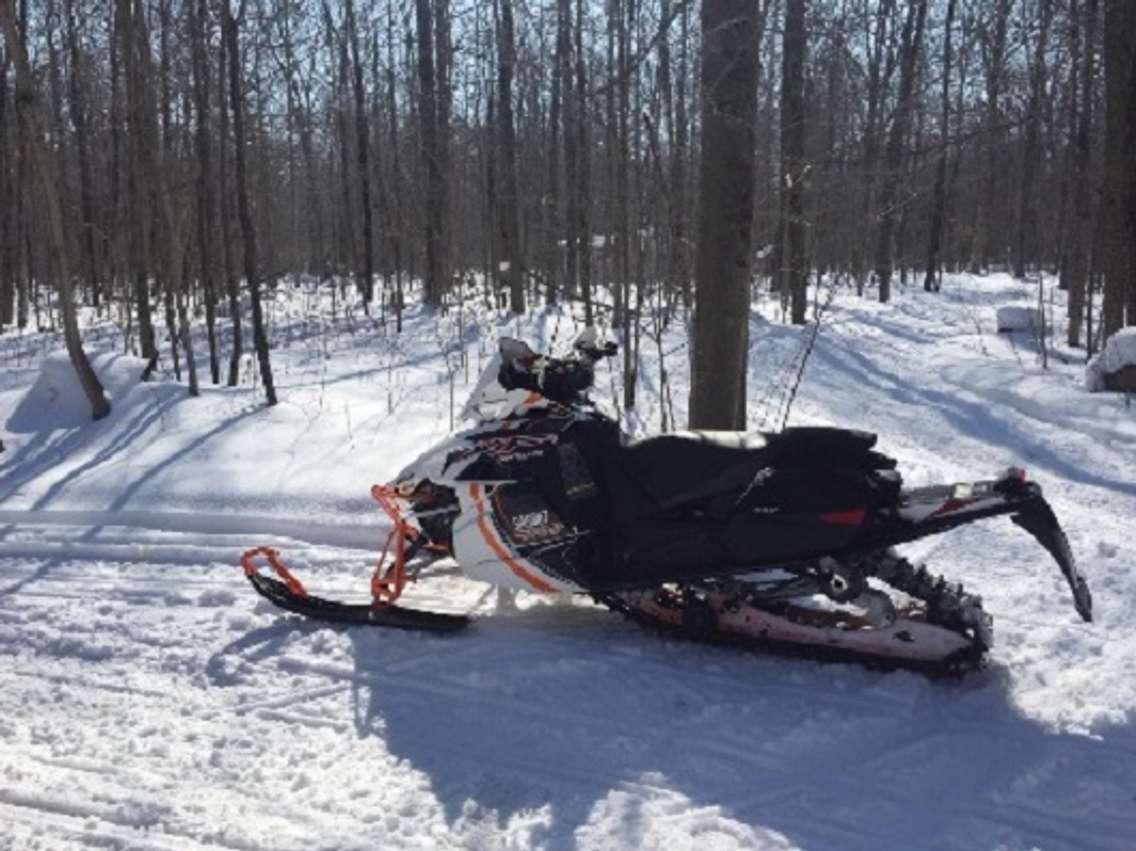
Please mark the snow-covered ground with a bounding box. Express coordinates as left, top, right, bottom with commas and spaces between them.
1, 273, 1134, 850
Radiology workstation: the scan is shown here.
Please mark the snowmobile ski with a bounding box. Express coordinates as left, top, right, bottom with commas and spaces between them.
241, 546, 470, 633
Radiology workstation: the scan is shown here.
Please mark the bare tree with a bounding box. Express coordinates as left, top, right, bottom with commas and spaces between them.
495, 0, 523, 313
1014, 0, 1054, 280
191, 0, 219, 383
1, 0, 109, 418
923, 0, 957, 293
971, 0, 1013, 274
781, 0, 808, 324
223, 2, 276, 405
0, 39, 12, 327
873, 0, 928, 303
1101, 0, 1135, 333
345, 0, 376, 307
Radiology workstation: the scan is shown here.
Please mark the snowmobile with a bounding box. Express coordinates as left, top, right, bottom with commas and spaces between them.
240, 332, 1092, 675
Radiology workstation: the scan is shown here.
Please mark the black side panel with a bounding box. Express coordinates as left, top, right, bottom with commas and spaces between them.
721, 466, 875, 564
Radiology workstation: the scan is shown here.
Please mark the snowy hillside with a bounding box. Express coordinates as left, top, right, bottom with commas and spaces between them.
1, 274, 1134, 850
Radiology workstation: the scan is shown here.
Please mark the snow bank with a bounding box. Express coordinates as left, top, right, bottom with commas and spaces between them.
5, 350, 149, 432
1085, 327, 1136, 392
996, 305, 1041, 332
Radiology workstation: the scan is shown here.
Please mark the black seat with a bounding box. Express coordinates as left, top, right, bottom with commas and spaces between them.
613, 427, 883, 513
618, 431, 774, 511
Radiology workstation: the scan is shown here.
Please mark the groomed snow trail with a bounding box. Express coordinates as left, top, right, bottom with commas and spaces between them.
1, 274, 1135, 850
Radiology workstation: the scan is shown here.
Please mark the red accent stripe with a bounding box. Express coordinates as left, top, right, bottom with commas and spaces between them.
469, 483, 557, 593
929, 497, 974, 518
818, 508, 866, 526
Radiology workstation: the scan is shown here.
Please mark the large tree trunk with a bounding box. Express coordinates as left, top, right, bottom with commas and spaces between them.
689, 0, 760, 430
780, 0, 807, 324
1, 2, 109, 418
923, 0, 957, 293
1102, 0, 1136, 333
224, 5, 276, 405
873, 0, 927, 303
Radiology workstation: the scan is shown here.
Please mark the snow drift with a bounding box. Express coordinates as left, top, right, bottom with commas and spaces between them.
1085, 327, 1136, 392
996, 305, 1042, 333
5, 350, 149, 432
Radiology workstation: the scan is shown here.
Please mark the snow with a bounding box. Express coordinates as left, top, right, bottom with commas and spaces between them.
1085, 327, 1136, 391
7, 350, 148, 432
1, 272, 1135, 849
995, 304, 1042, 333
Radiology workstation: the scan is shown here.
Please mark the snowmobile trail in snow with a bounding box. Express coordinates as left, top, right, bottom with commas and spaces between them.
1, 535, 1134, 850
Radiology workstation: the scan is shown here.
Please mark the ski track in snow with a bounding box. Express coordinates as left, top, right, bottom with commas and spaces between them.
1, 274, 1135, 849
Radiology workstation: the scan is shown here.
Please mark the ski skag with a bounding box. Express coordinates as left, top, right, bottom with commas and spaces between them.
237, 334, 1091, 675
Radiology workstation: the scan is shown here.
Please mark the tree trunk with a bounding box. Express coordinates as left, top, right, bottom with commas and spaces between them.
971, 0, 1012, 274
0, 42, 12, 327
873, 0, 927, 303
224, 5, 276, 405
387, 4, 405, 331
217, 21, 242, 386
1014, 0, 1053, 280
1068, 0, 1098, 346
1, 1, 109, 418
191, 0, 219, 383
575, 0, 592, 323
122, 0, 156, 361
496, 0, 523, 313
434, 0, 452, 295
852, 0, 896, 294
64, 0, 99, 312
689, 0, 760, 430
548, 0, 569, 302
781, 0, 807, 324
416, 0, 444, 304
345, 0, 376, 307
923, 0, 957, 293
1102, 0, 1136, 333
